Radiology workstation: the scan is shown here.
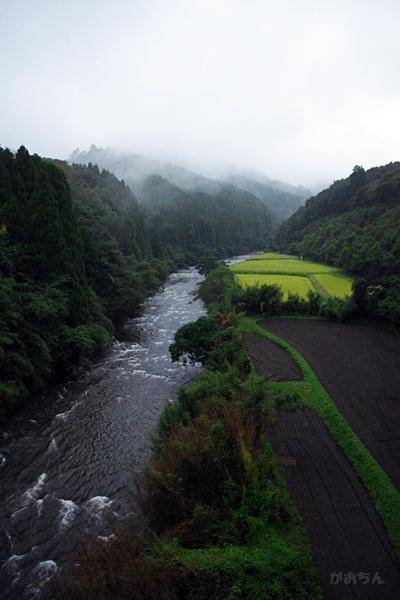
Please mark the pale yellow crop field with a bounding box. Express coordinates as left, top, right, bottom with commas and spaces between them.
231, 252, 353, 299
253, 252, 294, 260
314, 273, 353, 298
231, 258, 337, 274
235, 273, 314, 299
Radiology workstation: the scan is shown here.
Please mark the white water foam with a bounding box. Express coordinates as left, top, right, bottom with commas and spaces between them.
59, 499, 78, 529
85, 496, 113, 513
21, 473, 47, 506
36, 499, 44, 517
47, 438, 58, 453
147, 373, 170, 381
54, 401, 82, 423
98, 533, 116, 543
55, 412, 67, 422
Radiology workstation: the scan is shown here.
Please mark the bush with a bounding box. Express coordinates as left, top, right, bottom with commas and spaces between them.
198, 264, 238, 310
306, 290, 322, 315
154, 369, 242, 450
283, 292, 308, 314
234, 284, 283, 315
145, 396, 277, 540
318, 296, 357, 322
170, 315, 251, 373
55, 530, 229, 600
64, 323, 111, 365
169, 316, 219, 366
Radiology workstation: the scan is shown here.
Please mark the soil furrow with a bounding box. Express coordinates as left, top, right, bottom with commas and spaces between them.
269, 409, 400, 599
262, 319, 400, 488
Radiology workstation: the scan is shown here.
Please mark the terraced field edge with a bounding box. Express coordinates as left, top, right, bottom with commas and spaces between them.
239, 315, 400, 556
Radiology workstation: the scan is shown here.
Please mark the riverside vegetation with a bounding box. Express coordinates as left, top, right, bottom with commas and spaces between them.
3, 149, 400, 596
56, 261, 322, 599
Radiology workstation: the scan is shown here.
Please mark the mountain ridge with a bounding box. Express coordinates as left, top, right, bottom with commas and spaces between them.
70, 146, 308, 220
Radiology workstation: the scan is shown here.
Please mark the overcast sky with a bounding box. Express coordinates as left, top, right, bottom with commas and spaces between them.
1, 0, 399, 187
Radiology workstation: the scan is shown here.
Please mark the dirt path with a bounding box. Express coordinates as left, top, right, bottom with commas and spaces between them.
260, 318, 400, 488
269, 408, 400, 599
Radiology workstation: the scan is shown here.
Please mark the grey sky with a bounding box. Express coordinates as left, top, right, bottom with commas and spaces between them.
1, 0, 399, 186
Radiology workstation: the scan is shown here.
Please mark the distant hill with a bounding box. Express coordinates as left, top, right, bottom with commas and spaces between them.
137, 174, 274, 262
276, 163, 400, 322
70, 147, 276, 262
70, 146, 307, 220
222, 168, 309, 220
70, 146, 232, 198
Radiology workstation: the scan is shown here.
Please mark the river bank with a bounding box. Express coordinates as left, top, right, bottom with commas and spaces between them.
0, 268, 205, 599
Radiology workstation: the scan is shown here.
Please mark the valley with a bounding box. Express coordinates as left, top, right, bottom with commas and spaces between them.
2, 3, 400, 598
1, 150, 400, 600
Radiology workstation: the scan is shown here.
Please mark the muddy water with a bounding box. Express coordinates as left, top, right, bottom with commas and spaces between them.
0, 268, 206, 599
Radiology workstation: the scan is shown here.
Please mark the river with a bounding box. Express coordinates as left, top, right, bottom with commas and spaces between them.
0, 268, 206, 599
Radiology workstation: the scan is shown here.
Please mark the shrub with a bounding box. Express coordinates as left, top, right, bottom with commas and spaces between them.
234, 284, 283, 315
55, 530, 229, 600
306, 290, 322, 315
145, 397, 276, 541
318, 296, 357, 322
283, 292, 308, 314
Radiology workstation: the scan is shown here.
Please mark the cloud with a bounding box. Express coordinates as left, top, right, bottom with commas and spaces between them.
1, 0, 399, 185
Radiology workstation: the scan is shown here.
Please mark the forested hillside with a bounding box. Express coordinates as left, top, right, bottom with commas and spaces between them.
57, 162, 172, 327
141, 175, 273, 262
0, 146, 273, 418
276, 163, 400, 322
70, 146, 300, 222
0, 148, 110, 416
0, 150, 168, 418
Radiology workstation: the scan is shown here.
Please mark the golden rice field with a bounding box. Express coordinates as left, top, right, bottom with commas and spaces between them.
235, 274, 314, 299
314, 273, 353, 297
231, 253, 353, 298
253, 252, 294, 260
231, 258, 337, 275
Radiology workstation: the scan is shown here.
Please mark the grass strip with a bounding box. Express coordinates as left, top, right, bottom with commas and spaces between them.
239, 315, 400, 556
307, 273, 329, 298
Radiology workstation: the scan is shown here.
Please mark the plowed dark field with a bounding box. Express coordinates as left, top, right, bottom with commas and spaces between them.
269, 408, 400, 599
242, 331, 302, 380
260, 318, 400, 488
243, 319, 400, 598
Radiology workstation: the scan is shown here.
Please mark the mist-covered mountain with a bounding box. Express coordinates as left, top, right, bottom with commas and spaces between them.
70, 146, 227, 197
135, 174, 274, 261
70, 146, 308, 219
222, 168, 310, 220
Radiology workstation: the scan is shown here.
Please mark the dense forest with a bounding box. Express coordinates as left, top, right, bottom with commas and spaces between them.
57, 161, 172, 327
276, 163, 400, 323
0, 146, 273, 419
140, 175, 273, 262
0, 148, 169, 418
